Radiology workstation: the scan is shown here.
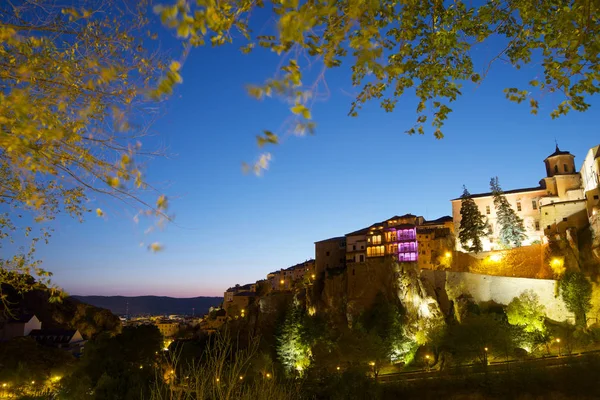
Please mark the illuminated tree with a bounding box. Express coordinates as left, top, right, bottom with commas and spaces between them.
157, 0, 600, 172
276, 305, 311, 375
1, 1, 172, 301
559, 271, 592, 327
506, 290, 546, 334
458, 186, 489, 253
490, 177, 526, 248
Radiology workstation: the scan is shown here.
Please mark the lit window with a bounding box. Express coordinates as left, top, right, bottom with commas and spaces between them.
532, 200, 537, 210
517, 202, 522, 212
486, 205, 490, 215
372, 235, 382, 245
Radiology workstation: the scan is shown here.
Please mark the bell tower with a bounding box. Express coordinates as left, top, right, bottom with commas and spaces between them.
544, 145, 576, 177
540, 145, 581, 199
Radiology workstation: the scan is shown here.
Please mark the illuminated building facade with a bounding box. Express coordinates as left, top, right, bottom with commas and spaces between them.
365, 215, 422, 262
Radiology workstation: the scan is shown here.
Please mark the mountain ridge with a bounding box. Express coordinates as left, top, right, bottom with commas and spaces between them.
72, 295, 223, 317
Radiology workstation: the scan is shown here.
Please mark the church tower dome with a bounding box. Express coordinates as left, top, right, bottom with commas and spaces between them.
544, 145, 576, 177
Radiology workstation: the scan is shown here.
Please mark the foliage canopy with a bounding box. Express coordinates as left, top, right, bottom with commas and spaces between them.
559, 271, 593, 326
157, 0, 600, 172
0, 0, 171, 301
491, 177, 527, 248
458, 186, 489, 253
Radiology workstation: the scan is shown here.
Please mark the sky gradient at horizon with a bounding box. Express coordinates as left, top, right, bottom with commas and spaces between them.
31, 20, 600, 298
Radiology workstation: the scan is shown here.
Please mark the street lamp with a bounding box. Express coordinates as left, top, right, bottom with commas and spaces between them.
425, 355, 431, 371
336, 366, 340, 371
484, 347, 489, 365
556, 338, 561, 356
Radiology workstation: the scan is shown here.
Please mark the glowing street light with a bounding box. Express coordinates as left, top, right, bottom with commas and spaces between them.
31, 381, 35, 385
216, 378, 220, 383
311, 274, 316, 279
2, 383, 6, 388
266, 373, 271, 378
280, 279, 285, 285
239, 376, 244, 381
551, 257, 564, 268
445, 252, 452, 258
484, 347, 488, 352
336, 366, 340, 371
489, 253, 502, 262
369, 361, 375, 366
556, 338, 561, 356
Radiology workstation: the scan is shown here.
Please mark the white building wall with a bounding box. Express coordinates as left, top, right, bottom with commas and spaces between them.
443, 271, 570, 322
451, 189, 546, 252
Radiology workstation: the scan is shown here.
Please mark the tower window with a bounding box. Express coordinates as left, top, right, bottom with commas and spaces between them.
517, 202, 522, 211
532, 200, 537, 210
485, 205, 490, 215
554, 165, 558, 174
535, 221, 540, 231
563, 217, 568, 222
564, 164, 568, 172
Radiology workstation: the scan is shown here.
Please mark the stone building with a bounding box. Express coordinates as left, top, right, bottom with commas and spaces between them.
417, 216, 455, 269
314, 236, 346, 275
451, 145, 591, 252
345, 227, 368, 264
267, 260, 315, 291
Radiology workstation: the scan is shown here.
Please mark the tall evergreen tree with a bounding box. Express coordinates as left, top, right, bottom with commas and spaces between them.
490, 177, 527, 248
458, 186, 489, 253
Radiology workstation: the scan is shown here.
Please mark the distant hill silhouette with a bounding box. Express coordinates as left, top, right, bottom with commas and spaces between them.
72, 295, 223, 317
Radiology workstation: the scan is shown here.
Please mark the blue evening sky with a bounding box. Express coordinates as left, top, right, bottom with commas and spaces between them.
34, 14, 599, 297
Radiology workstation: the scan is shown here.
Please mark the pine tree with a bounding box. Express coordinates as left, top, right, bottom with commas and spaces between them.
490, 177, 527, 248
458, 186, 489, 253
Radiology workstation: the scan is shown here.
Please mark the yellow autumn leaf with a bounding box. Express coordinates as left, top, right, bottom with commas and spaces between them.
96, 208, 104, 217
149, 242, 164, 252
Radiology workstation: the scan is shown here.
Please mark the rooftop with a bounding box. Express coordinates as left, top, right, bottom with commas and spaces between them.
314, 236, 345, 244
451, 186, 546, 201
422, 215, 453, 225
29, 329, 81, 344
545, 145, 573, 159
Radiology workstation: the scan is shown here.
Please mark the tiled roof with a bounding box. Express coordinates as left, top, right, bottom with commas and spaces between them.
345, 226, 371, 236
422, 215, 452, 225
314, 236, 345, 243
29, 329, 80, 344
451, 186, 546, 201
545, 145, 573, 159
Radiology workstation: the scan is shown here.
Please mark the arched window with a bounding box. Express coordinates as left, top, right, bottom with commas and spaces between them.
564, 164, 568, 172
554, 165, 558, 174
